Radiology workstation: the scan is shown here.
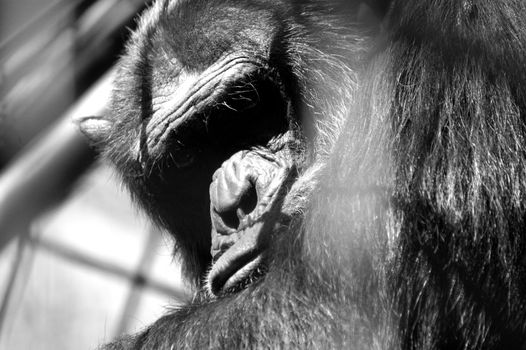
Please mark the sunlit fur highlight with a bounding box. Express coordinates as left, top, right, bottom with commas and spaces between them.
99, 0, 526, 349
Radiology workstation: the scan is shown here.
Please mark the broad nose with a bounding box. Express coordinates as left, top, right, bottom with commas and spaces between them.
209, 149, 293, 260
209, 151, 259, 235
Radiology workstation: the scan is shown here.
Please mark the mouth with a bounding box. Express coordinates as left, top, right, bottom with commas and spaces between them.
207, 222, 267, 295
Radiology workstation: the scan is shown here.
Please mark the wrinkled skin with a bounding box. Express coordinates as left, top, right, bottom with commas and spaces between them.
79, 0, 526, 349
208, 148, 295, 295
80, 0, 366, 294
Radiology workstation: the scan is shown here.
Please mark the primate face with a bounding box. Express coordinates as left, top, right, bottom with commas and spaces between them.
79, 0, 312, 295
78, 0, 379, 296
79, 1, 526, 349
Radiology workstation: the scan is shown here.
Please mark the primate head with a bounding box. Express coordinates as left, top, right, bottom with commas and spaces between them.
79, 0, 384, 296
79, 1, 526, 348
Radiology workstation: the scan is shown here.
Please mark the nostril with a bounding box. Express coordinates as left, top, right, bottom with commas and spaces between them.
221, 209, 240, 230
238, 184, 257, 218
213, 180, 259, 233
216, 183, 258, 231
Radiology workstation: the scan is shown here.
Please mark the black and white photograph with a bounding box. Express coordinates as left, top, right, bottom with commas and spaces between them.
1, 0, 526, 349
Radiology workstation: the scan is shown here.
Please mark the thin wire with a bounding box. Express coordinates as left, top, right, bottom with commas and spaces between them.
0, 233, 35, 339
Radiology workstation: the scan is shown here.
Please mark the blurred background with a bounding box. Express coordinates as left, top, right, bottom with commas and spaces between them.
0, 1, 190, 349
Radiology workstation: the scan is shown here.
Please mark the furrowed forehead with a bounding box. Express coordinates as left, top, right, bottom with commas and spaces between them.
109, 0, 284, 142
132, 0, 279, 71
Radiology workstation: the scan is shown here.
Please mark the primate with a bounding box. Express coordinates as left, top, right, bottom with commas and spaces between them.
79, 0, 526, 348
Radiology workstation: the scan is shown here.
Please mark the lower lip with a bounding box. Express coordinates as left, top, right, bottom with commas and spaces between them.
210, 249, 264, 296
209, 220, 268, 295
220, 254, 263, 292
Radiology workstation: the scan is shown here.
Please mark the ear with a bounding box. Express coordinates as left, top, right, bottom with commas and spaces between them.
76, 115, 112, 145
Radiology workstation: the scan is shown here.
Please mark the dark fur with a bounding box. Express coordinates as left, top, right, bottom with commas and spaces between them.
98, 0, 526, 348
103, 0, 369, 285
